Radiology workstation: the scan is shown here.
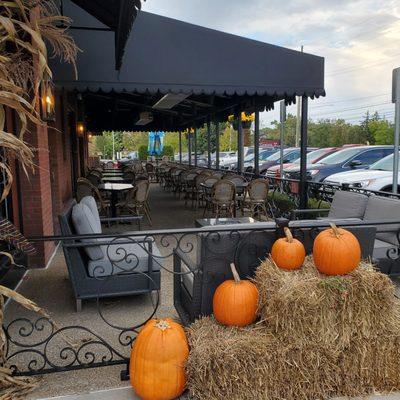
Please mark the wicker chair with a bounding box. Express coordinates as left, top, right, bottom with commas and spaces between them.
145, 163, 156, 182
76, 178, 110, 216
243, 178, 269, 218
202, 176, 222, 216
86, 173, 101, 186
210, 180, 236, 218
116, 180, 152, 225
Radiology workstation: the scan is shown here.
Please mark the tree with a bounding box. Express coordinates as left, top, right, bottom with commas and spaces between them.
369, 119, 394, 145
93, 131, 123, 159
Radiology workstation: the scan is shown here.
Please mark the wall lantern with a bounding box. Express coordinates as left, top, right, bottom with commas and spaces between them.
41, 86, 55, 122
77, 121, 86, 136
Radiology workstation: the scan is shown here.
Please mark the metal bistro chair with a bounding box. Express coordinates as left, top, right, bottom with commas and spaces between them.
243, 178, 269, 218
76, 178, 110, 216
225, 174, 248, 212
211, 179, 236, 218
117, 180, 152, 226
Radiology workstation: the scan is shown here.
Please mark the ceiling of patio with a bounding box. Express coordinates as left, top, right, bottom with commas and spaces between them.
52, 5, 325, 132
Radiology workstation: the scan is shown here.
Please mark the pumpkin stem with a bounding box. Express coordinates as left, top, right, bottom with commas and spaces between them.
329, 223, 342, 239
155, 320, 171, 331
230, 263, 241, 283
284, 227, 294, 243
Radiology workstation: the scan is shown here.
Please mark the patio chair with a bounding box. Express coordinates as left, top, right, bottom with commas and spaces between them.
105, 161, 114, 169
210, 180, 236, 218
145, 163, 156, 182
59, 197, 161, 311
202, 176, 221, 215
76, 178, 110, 216
123, 171, 135, 182
86, 172, 101, 186
117, 180, 152, 225
243, 179, 269, 217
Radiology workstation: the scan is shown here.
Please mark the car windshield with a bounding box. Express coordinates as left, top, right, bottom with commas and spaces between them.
260, 149, 277, 160
292, 148, 332, 164
316, 147, 362, 165
370, 153, 400, 171
244, 153, 254, 162
266, 148, 292, 161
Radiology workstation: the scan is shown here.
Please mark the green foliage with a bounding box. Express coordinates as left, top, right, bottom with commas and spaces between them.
262, 112, 394, 148
162, 145, 174, 158
138, 145, 148, 160
123, 132, 148, 151
93, 131, 123, 158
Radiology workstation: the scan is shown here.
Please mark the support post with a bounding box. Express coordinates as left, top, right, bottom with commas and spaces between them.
254, 111, 260, 175
279, 101, 286, 179
393, 67, 400, 194
194, 128, 198, 167
207, 119, 211, 168
188, 129, 192, 167
299, 96, 308, 210
215, 121, 220, 170
237, 110, 244, 174
179, 130, 182, 164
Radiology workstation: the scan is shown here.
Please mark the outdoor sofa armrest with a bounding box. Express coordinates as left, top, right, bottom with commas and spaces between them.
173, 248, 201, 326
290, 208, 329, 220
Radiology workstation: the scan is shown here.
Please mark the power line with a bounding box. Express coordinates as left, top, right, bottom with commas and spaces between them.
310, 93, 391, 109
326, 52, 400, 76
309, 102, 393, 117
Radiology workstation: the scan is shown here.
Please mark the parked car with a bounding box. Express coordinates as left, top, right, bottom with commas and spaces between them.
285, 145, 394, 182
211, 151, 237, 167
259, 147, 318, 175
265, 147, 338, 179
228, 148, 279, 171
324, 152, 400, 192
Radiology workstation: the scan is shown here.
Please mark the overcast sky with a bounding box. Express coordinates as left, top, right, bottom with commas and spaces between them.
142, 0, 399, 127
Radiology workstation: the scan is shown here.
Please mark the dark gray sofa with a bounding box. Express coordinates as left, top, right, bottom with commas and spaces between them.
173, 220, 376, 325
59, 198, 161, 311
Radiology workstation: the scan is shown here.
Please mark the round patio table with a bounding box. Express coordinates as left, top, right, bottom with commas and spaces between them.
98, 183, 134, 217
102, 176, 128, 183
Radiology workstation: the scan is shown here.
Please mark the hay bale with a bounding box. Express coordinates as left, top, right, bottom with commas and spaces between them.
186, 259, 400, 399
186, 318, 400, 400
254, 256, 400, 348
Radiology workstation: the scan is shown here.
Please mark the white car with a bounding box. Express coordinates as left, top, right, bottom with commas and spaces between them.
324, 153, 400, 192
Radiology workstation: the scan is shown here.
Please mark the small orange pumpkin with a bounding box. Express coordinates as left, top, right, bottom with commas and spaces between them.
313, 223, 361, 276
130, 318, 189, 400
213, 263, 259, 327
271, 227, 306, 270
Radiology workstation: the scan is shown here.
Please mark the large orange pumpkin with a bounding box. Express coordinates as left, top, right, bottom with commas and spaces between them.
313, 223, 361, 276
213, 263, 259, 327
130, 318, 189, 400
271, 227, 306, 270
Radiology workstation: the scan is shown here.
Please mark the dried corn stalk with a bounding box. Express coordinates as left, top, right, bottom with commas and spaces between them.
0, 0, 78, 200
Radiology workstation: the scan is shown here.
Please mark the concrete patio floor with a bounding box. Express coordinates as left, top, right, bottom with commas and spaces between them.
5, 183, 400, 399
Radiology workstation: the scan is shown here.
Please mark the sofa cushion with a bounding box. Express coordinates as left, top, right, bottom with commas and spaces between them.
72, 203, 104, 261
87, 238, 162, 277
363, 196, 400, 246
328, 191, 368, 219
80, 196, 101, 233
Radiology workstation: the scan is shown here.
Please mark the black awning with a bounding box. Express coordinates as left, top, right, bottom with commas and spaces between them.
70, 0, 142, 70
52, 9, 325, 131
54, 10, 324, 99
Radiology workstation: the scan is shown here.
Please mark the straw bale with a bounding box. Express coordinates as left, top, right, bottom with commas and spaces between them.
186, 258, 400, 399
254, 256, 400, 348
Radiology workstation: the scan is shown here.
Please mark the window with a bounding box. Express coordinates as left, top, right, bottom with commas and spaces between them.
317, 147, 362, 165
349, 148, 393, 166
371, 152, 400, 171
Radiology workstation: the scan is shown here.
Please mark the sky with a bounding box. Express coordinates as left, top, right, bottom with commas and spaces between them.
142, 0, 400, 127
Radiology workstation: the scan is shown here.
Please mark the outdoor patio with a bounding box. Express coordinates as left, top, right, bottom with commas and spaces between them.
4, 181, 400, 399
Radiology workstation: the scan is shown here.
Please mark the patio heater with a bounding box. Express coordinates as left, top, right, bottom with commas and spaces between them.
393, 67, 400, 194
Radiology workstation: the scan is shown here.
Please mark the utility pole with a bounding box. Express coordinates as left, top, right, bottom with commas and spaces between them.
295, 45, 304, 147
393, 67, 400, 194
